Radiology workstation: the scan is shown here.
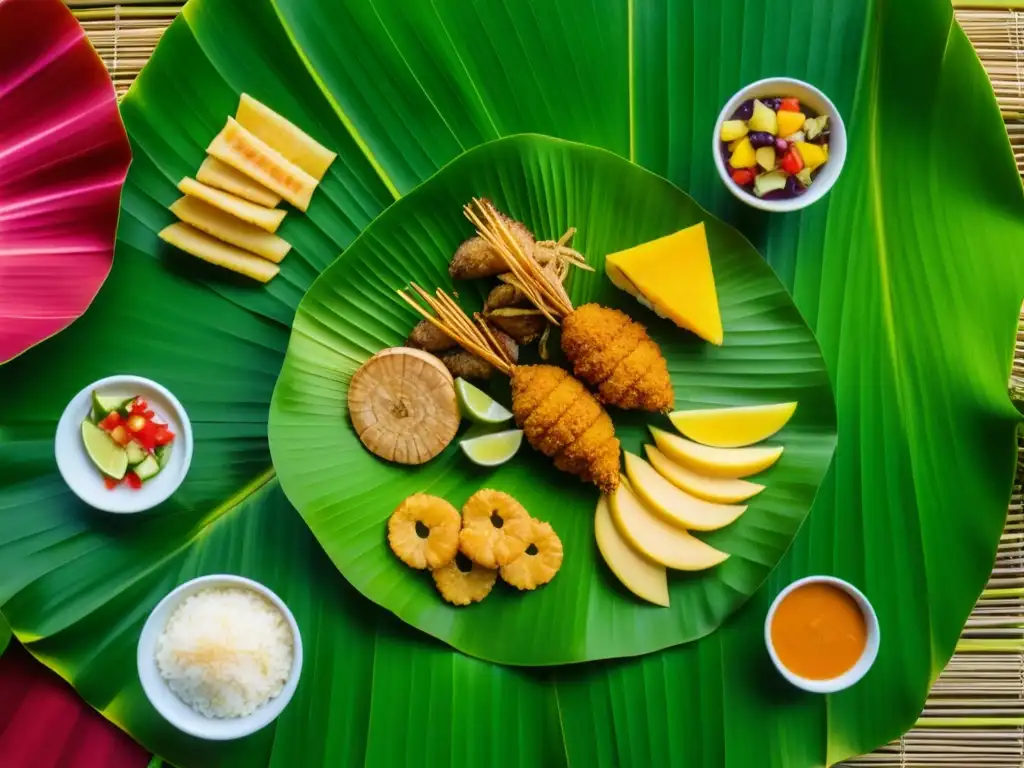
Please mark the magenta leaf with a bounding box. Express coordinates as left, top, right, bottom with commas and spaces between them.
0, 0, 131, 364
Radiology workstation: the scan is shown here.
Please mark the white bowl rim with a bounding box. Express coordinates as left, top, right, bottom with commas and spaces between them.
712, 76, 847, 213
137, 574, 304, 741
764, 575, 880, 694
54, 374, 193, 514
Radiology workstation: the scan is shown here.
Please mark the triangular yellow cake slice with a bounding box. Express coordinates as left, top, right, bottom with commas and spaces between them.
605, 222, 723, 345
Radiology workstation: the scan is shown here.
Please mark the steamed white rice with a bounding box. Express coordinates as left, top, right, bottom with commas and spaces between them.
156, 587, 294, 718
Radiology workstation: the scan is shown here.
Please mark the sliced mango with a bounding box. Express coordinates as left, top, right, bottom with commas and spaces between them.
644, 445, 764, 504
649, 426, 782, 479
609, 479, 729, 572
594, 495, 670, 607
624, 452, 746, 531
196, 156, 281, 208
720, 119, 749, 142
159, 223, 280, 283
237, 93, 337, 181
178, 177, 287, 233
605, 222, 723, 345
794, 141, 827, 171
208, 117, 317, 211
776, 110, 806, 138
668, 402, 797, 448
169, 196, 292, 263
728, 136, 756, 169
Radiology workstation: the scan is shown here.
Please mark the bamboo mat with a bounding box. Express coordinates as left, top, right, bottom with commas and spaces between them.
69, 3, 1024, 765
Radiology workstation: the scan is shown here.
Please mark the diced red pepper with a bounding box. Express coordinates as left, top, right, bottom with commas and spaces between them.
780, 148, 804, 175
143, 410, 155, 420
730, 169, 756, 186
779, 98, 801, 112
130, 398, 149, 415
134, 422, 158, 452
99, 411, 122, 431
124, 472, 142, 490
154, 426, 175, 446
104, 476, 120, 490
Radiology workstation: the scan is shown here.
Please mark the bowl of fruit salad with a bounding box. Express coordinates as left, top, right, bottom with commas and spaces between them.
713, 77, 846, 212
55, 375, 193, 514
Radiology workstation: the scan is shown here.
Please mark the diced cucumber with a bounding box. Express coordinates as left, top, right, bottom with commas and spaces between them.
155, 444, 172, 468
133, 455, 161, 482
125, 441, 148, 466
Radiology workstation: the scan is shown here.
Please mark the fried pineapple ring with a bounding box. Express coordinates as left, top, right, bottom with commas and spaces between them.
500, 519, 563, 590
387, 493, 461, 569
460, 489, 532, 568
432, 552, 498, 605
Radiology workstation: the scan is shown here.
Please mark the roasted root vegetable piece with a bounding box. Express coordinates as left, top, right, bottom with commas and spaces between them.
158, 222, 280, 283
464, 199, 674, 413
236, 93, 337, 181
178, 177, 286, 233
397, 284, 621, 493
196, 156, 281, 208
407, 319, 458, 353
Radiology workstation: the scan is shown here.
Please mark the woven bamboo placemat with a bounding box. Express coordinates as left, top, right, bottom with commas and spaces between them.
68, 3, 1024, 765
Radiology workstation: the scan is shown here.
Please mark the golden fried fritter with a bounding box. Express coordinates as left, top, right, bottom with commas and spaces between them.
500, 519, 563, 590
387, 494, 461, 570
407, 320, 458, 353
460, 489, 532, 568
438, 331, 518, 380
562, 304, 673, 413
449, 216, 535, 280
432, 552, 497, 605
553, 414, 620, 493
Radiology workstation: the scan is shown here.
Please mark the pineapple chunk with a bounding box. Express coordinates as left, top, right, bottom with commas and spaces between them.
748, 99, 777, 135
720, 120, 749, 142
237, 94, 337, 181
755, 146, 776, 171
728, 137, 756, 169
158, 223, 280, 283
794, 141, 827, 171
753, 171, 787, 198
776, 110, 806, 138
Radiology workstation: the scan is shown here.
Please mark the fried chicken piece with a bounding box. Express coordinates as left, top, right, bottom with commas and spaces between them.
406, 320, 457, 353
554, 416, 620, 493
437, 331, 518, 380
449, 210, 536, 280
562, 304, 673, 413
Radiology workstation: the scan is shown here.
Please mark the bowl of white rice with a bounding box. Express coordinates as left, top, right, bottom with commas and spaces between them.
137, 574, 302, 740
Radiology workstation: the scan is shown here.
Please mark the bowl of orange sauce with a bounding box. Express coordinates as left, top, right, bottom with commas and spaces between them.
765, 576, 880, 693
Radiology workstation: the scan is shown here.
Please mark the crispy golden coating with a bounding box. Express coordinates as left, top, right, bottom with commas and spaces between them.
432, 552, 497, 605
460, 489, 532, 568
510, 365, 621, 493
387, 494, 461, 570
500, 519, 563, 590
561, 304, 673, 413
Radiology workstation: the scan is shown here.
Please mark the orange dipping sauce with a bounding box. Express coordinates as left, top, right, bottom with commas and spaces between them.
770, 582, 867, 680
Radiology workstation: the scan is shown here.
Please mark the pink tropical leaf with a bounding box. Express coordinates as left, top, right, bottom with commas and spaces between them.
0, 0, 131, 364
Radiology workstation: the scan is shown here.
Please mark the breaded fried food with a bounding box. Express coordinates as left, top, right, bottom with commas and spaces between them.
388, 493, 461, 569
449, 209, 536, 280
460, 489, 532, 568
562, 304, 674, 412
437, 330, 518, 380
407, 319, 457, 353
500, 519, 563, 590
432, 552, 497, 605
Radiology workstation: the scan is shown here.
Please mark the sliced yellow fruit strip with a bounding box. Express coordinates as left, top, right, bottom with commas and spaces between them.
208, 117, 317, 211
158, 222, 280, 283
668, 401, 797, 448
237, 93, 337, 181
609, 478, 729, 572
178, 177, 286, 233
170, 196, 292, 263
649, 426, 782, 479
623, 452, 746, 532
196, 156, 281, 208
644, 445, 764, 504
594, 495, 669, 607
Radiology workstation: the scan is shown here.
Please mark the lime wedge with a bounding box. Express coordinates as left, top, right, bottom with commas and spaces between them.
81, 420, 128, 480
454, 378, 513, 425
460, 429, 523, 467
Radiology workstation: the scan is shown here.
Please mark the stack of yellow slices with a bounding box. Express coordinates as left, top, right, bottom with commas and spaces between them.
158, 94, 337, 283
595, 401, 796, 606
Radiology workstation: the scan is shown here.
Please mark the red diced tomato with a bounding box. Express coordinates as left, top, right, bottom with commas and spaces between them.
99, 411, 122, 431
104, 476, 119, 490
130, 398, 149, 414
125, 472, 142, 490
779, 98, 801, 112
143, 410, 155, 419
154, 427, 175, 446
134, 422, 158, 452
780, 149, 804, 174
730, 169, 756, 186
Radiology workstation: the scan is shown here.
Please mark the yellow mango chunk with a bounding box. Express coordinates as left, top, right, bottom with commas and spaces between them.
668, 402, 797, 448
605, 222, 723, 345
728, 136, 756, 169
777, 110, 806, 138
794, 141, 827, 171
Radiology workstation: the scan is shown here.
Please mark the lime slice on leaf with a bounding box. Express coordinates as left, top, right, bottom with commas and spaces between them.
460, 429, 523, 467
454, 378, 513, 425
81, 420, 128, 480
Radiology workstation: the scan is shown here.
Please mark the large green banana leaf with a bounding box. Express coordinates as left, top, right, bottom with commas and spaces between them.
269, 134, 837, 665
0, 0, 1022, 765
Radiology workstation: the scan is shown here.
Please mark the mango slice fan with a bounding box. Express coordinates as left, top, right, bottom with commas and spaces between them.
463, 199, 675, 412
397, 283, 621, 493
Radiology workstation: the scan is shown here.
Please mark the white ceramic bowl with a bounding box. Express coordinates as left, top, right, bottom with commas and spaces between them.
137, 574, 303, 741
764, 575, 880, 694
55, 375, 193, 514
713, 77, 847, 212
